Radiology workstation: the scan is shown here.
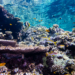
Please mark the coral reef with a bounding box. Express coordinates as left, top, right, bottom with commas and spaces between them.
0, 24, 75, 75
0, 39, 16, 46
0, 5, 75, 75
0, 5, 23, 39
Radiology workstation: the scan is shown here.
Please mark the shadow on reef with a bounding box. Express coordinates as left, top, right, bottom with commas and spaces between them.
0, 5, 23, 39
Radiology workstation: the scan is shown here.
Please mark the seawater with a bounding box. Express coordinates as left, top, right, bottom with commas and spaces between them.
0, 0, 75, 31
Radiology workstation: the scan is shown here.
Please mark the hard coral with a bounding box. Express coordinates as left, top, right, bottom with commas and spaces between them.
53, 24, 59, 28
72, 28, 75, 32
0, 39, 16, 46
52, 65, 65, 74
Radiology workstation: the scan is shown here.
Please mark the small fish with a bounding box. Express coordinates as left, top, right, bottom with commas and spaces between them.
42, 37, 57, 45
9, 23, 12, 26
46, 51, 57, 57
73, 25, 75, 27
33, 30, 36, 32
52, 15, 55, 17
0, 63, 6, 66
49, 24, 50, 25
73, 22, 75, 24
58, 45, 65, 47
33, 18, 36, 19
41, 20, 42, 21
39, 20, 41, 22
25, 22, 30, 27
24, 22, 30, 32
53, 71, 56, 74
31, 37, 34, 41
59, 17, 62, 20
4, 28, 6, 30
29, 23, 30, 26
45, 29, 50, 32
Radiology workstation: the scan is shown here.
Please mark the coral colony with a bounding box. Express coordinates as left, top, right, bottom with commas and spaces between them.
0, 5, 75, 75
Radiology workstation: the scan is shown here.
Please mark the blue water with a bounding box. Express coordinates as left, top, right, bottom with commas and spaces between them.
0, 0, 75, 31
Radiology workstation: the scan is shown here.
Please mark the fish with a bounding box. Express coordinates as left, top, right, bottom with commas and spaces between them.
0, 63, 6, 66
38, 20, 40, 22
4, 28, 6, 30
46, 51, 57, 57
73, 25, 75, 27
33, 18, 36, 19
9, 23, 12, 26
33, 30, 36, 32
59, 17, 62, 20
52, 15, 55, 17
73, 22, 75, 24
25, 22, 30, 27
23, 22, 30, 32
45, 29, 50, 32
42, 37, 57, 45
47, 37, 56, 45
49, 24, 50, 25
31, 37, 34, 41
53, 71, 56, 74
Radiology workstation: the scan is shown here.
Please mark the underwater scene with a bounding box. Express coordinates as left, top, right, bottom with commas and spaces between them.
0, 0, 75, 75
